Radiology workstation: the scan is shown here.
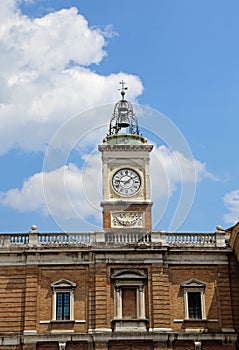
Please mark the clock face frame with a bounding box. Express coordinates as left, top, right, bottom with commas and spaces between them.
112, 168, 141, 197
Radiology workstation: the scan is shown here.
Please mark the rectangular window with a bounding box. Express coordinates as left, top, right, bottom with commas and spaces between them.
188, 292, 202, 319
122, 288, 137, 318
56, 292, 70, 320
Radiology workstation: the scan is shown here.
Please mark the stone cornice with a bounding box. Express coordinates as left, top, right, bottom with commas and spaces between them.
98, 144, 153, 152
1, 330, 237, 346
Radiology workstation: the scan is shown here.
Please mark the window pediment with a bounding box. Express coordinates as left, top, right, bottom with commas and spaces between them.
51, 279, 77, 290
111, 269, 147, 280
181, 278, 205, 289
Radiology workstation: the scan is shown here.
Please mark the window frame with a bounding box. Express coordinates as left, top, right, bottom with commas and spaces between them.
56, 291, 71, 320
187, 291, 202, 319
51, 279, 77, 321
181, 278, 206, 320
111, 269, 147, 320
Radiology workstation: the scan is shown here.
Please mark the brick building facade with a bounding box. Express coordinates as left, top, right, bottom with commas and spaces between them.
0, 87, 239, 350
0, 228, 238, 350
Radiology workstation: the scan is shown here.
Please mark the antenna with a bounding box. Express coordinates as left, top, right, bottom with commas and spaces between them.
118, 80, 128, 100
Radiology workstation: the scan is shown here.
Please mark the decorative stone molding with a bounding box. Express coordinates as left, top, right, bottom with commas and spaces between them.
111, 211, 143, 228
98, 144, 153, 152
194, 341, 201, 350
59, 342, 66, 350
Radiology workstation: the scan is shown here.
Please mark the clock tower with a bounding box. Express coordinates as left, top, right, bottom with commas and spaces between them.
98, 82, 153, 231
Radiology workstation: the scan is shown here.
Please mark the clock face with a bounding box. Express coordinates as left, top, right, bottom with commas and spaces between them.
112, 168, 141, 196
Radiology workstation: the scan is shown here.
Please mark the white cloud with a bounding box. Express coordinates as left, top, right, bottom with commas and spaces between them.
0, 1, 143, 155
151, 145, 215, 199
0, 152, 102, 224
223, 189, 239, 224
0, 5, 107, 75
0, 171, 45, 212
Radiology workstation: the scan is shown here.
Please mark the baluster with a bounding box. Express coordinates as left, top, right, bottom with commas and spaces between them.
204, 234, 207, 245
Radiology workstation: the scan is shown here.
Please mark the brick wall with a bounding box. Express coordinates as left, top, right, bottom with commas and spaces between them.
94, 263, 109, 329
109, 340, 153, 350
217, 264, 234, 330
0, 246, 238, 350
37, 266, 88, 333
169, 265, 221, 331
0, 266, 25, 334
37, 342, 58, 350
229, 254, 239, 331
0, 347, 21, 350
37, 344, 86, 350
24, 266, 38, 332
0, 260, 237, 334
150, 265, 171, 329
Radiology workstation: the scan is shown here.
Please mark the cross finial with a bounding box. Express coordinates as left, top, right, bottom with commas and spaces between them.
119, 80, 128, 100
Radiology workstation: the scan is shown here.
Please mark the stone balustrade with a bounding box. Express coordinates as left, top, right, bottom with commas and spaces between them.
165, 232, 216, 247
38, 232, 91, 246
105, 231, 151, 244
0, 229, 228, 248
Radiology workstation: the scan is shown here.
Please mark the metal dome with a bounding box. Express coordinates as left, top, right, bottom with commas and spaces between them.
108, 81, 139, 135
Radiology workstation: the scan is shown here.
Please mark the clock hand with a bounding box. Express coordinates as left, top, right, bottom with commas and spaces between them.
119, 177, 131, 183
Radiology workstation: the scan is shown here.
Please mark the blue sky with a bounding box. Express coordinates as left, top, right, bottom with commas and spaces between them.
0, 0, 239, 233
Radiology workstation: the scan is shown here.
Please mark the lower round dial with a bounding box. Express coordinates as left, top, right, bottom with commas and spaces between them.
112, 168, 141, 196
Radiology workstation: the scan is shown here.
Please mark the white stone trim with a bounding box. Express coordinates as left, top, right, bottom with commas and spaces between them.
112, 269, 147, 322
23, 330, 37, 335
51, 279, 76, 321
181, 278, 206, 320
51, 330, 73, 333
194, 341, 201, 350
149, 328, 172, 332
183, 289, 206, 320
222, 328, 235, 332
88, 328, 112, 333
59, 342, 66, 350
114, 281, 146, 319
